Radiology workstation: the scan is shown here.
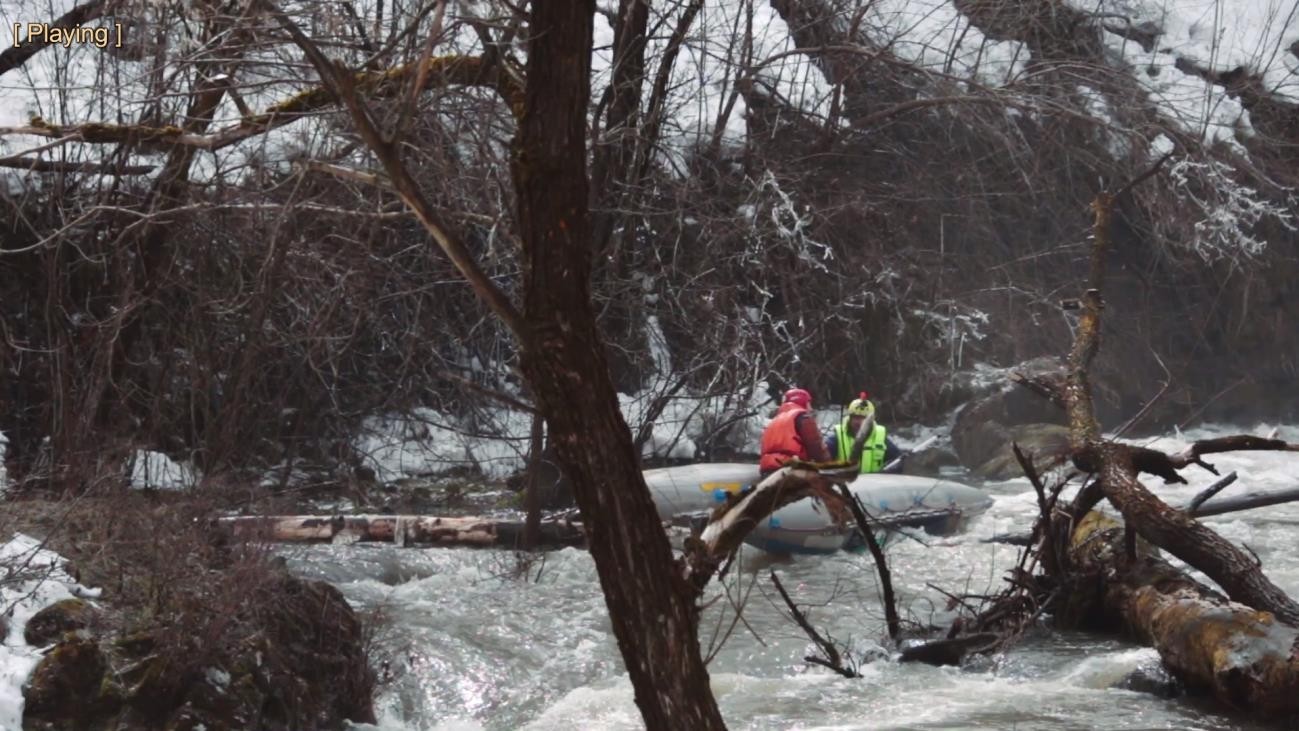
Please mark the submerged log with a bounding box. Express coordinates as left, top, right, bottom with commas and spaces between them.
219, 514, 586, 549
897, 633, 999, 666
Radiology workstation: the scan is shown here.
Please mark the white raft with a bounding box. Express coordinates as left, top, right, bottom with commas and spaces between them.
643, 463, 993, 555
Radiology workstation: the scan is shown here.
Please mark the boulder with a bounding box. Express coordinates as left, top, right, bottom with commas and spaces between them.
951, 357, 1067, 471
953, 419, 1012, 471
903, 445, 961, 475
24, 597, 99, 646
1114, 659, 1182, 699
972, 423, 1072, 481
23, 634, 117, 727
23, 571, 374, 731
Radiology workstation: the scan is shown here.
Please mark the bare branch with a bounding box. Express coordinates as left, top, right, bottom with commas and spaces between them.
0, 157, 155, 175
1186, 471, 1238, 512
0, 0, 108, 78
261, 0, 526, 338
683, 465, 856, 589
836, 484, 900, 640
1, 55, 524, 153
769, 571, 858, 678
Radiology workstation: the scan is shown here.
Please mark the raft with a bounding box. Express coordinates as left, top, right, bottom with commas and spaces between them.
643, 463, 993, 555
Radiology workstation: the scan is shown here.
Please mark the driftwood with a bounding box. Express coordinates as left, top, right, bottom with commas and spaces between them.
1070, 512, 1299, 714
219, 514, 586, 549
222, 464, 861, 563
1184, 471, 1237, 511
1190, 487, 1299, 518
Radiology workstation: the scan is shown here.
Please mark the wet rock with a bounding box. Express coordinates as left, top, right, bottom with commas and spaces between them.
22, 572, 375, 731
973, 423, 1072, 481
898, 633, 999, 666
23, 634, 117, 727
1115, 660, 1182, 698
903, 445, 961, 475
951, 357, 1067, 471
24, 597, 99, 646
953, 418, 1012, 470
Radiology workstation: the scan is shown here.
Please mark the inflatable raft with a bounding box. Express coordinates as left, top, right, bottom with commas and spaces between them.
643, 463, 993, 555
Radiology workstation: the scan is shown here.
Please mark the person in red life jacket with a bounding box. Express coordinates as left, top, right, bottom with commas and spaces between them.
758, 388, 832, 475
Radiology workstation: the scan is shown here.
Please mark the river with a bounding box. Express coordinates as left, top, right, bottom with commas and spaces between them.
283, 424, 1297, 730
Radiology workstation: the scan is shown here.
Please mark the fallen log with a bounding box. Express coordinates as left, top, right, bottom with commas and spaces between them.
219, 464, 862, 559
1057, 192, 1299, 626
1069, 511, 1299, 714
1189, 487, 1299, 519
218, 514, 587, 549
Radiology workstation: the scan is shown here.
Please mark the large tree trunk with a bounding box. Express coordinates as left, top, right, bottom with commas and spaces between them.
269, 1, 736, 724
511, 1, 727, 727
1068, 512, 1299, 714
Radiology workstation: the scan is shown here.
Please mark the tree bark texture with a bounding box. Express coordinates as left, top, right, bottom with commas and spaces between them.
1094, 444, 1299, 625
1069, 512, 1299, 715
511, 1, 727, 727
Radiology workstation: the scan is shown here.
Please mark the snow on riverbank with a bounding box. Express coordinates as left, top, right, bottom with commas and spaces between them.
0, 533, 101, 729
351, 379, 956, 485
353, 382, 778, 483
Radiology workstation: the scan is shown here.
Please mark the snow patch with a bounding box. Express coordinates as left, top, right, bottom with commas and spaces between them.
130, 450, 198, 490
0, 533, 101, 730
1149, 132, 1176, 158
863, 0, 1027, 85
1087, 0, 1299, 144
1103, 0, 1299, 103
205, 667, 231, 690
355, 406, 535, 483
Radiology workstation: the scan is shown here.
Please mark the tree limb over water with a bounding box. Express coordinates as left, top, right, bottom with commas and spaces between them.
1000, 185, 1299, 714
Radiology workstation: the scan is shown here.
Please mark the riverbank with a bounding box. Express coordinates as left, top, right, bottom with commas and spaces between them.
2, 492, 377, 730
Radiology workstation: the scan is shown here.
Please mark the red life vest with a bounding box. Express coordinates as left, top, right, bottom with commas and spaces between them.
759, 403, 810, 472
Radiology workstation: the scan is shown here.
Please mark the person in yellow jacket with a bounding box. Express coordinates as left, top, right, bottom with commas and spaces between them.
824, 394, 902, 473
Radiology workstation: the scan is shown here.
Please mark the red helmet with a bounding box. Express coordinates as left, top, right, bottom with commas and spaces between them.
783, 388, 812, 407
